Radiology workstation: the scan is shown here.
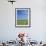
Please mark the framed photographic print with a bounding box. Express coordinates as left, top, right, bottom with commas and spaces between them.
15, 8, 31, 27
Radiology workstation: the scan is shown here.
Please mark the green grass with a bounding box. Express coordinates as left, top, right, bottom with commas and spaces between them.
17, 20, 28, 25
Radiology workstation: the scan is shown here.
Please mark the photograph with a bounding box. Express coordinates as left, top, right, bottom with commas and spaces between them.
15, 8, 31, 27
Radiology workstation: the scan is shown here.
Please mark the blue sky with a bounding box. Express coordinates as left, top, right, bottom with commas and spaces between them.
17, 10, 28, 20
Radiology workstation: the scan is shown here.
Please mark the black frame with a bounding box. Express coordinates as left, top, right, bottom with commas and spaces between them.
15, 8, 31, 28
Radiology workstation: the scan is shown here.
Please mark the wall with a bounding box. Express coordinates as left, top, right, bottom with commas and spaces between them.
0, 0, 46, 42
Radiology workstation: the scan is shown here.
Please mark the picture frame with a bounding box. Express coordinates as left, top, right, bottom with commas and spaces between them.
15, 8, 31, 27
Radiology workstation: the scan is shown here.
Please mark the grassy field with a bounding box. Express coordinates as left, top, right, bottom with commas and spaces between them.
17, 20, 28, 25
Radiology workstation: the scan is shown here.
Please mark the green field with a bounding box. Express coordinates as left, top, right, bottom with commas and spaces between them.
17, 20, 28, 25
